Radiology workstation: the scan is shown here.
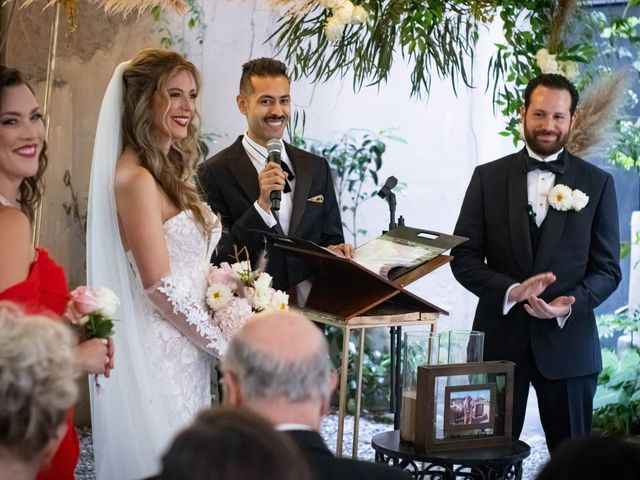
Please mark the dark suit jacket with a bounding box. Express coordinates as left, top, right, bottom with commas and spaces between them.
285, 430, 411, 480
450, 149, 621, 380
197, 136, 344, 290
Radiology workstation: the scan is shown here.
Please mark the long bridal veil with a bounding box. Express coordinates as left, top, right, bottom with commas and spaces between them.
87, 62, 173, 479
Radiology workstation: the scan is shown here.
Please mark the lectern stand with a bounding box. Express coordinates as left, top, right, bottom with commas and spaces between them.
274, 237, 453, 459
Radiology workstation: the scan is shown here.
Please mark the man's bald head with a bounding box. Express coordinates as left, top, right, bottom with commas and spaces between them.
223, 311, 334, 403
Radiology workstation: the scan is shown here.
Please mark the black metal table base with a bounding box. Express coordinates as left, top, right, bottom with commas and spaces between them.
372, 431, 530, 480
375, 450, 523, 480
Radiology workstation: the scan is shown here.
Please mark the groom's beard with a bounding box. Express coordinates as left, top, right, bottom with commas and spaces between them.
524, 119, 570, 157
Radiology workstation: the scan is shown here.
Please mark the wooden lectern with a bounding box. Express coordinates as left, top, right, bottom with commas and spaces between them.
274, 235, 454, 459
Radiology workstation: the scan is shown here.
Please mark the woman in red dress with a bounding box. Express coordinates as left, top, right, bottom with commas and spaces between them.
0, 65, 114, 479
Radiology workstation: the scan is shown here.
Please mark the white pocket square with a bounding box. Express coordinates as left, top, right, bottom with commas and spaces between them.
307, 195, 324, 203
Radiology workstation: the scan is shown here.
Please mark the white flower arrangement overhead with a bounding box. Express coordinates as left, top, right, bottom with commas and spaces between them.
320, 0, 369, 41
547, 184, 589, 212
535, 48, 580, 80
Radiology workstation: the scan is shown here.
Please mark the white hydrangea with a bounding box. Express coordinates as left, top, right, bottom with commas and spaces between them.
548, 184, 574, 211
324, 16, 346, 41
571, 189, 589, 211
536, 48, 560, 75
206, 283, 234, 311
320, 0, 346, 8
350, 5, 369, 24
332, 1, 354, 23
561, 60, 579, 80
93, 287, 120, 316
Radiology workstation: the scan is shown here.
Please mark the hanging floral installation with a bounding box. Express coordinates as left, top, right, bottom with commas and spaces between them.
268, 0, 499, 97
16, 0, 186, 32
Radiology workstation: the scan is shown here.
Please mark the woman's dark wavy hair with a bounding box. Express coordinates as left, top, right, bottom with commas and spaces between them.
0, 65, 47, 222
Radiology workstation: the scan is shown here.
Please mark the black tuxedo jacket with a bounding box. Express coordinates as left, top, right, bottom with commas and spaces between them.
197, 136, 344, 290
285, 430, 411, 480
450, 149, 621, 380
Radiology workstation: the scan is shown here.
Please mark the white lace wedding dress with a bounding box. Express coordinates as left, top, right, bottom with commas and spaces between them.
89, 209, 224, 480
128, 210, 222, 425
87, 61, 227, 480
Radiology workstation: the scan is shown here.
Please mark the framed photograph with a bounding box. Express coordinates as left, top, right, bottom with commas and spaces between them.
414, 361, 514, 452
443, 384, 496, 435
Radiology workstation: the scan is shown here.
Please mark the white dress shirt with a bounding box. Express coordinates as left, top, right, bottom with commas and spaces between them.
503, 146, 569, 327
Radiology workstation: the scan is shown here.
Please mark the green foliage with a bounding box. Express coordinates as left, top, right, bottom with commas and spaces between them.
318, 129, 405, 246
327, 327, 391, 413
593, 348, 640, 435
78, 313, 115, 342
151, 0, 207, 54
270, 0, 500, 98
594, 311, 640, 435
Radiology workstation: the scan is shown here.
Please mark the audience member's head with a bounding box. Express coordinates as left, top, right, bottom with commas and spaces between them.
0, 303, 78, 480
159, 408, 312, 480
535, 435, 640, 480
222, 310, 337, 430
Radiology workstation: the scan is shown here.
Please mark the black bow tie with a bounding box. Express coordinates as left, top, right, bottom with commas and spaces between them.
524, 156, 565, 174
281, 162, 295, 193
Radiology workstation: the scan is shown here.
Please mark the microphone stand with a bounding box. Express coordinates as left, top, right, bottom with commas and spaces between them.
381, 189, 405, 429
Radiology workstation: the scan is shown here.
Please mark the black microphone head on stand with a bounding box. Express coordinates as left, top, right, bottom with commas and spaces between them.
377, 176, 398, 199
267, 139, 283, 211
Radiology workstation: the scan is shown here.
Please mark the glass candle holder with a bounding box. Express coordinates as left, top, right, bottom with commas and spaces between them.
399, 331, 439, 443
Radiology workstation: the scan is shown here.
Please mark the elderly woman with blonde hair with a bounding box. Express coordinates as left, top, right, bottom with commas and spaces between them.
0, 303, 78, 480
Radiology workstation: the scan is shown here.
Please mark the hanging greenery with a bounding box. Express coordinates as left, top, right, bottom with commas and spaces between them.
269, 0, 500, 98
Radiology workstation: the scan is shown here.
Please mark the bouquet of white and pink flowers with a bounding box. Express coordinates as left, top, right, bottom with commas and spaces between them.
66, 286, 119, 341
206, 261, 288, 340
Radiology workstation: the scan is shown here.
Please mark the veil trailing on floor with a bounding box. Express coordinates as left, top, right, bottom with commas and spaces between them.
86, 61, 173, 480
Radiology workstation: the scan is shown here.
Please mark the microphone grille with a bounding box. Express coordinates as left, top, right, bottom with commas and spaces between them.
266, 139, 283, 154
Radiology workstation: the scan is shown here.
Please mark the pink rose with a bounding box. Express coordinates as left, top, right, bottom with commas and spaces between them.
207, 263, 237, 287
69, 286, 100, 315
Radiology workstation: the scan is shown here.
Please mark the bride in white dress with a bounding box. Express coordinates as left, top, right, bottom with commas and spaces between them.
86, 49, 225, 480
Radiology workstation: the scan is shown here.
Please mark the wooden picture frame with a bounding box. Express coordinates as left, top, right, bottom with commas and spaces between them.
415, 361, 514, 452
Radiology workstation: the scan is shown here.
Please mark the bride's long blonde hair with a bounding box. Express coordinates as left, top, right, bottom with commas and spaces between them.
122, 48, 213, 233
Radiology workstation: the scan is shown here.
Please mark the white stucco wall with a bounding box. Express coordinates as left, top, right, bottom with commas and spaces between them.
170, 1, 518, 330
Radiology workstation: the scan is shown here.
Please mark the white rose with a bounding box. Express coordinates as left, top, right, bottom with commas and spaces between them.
93, 287, 120, 316
535, 48, 559, 74
547, 184, 574, 211
571, 189, 589, 211
251, 288, 273, 312
206, 283, 234, 311
323, 16, 346, 41
350, 5, 369, 24
231, 261, 251, 275
561, 60, 579, 80
254, 272, 273, 291
268, 290, 289, 311
332, 1, 354, 23
320, 0, 346, 8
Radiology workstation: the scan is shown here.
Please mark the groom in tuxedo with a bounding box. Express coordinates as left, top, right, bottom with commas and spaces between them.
451, 73, 621, 453
197, 58, 350, 293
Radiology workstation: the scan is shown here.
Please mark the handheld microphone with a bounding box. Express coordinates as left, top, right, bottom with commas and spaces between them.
267, 139, 283, 211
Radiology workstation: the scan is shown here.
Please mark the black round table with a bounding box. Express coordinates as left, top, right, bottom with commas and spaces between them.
371, 430, 530, 480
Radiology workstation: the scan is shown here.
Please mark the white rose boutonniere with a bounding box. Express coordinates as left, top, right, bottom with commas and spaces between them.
548, 184, 589, 212
571, 189, 589, 211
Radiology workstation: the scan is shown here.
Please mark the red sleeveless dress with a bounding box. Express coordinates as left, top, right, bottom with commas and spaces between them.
0, 248, 79, 480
